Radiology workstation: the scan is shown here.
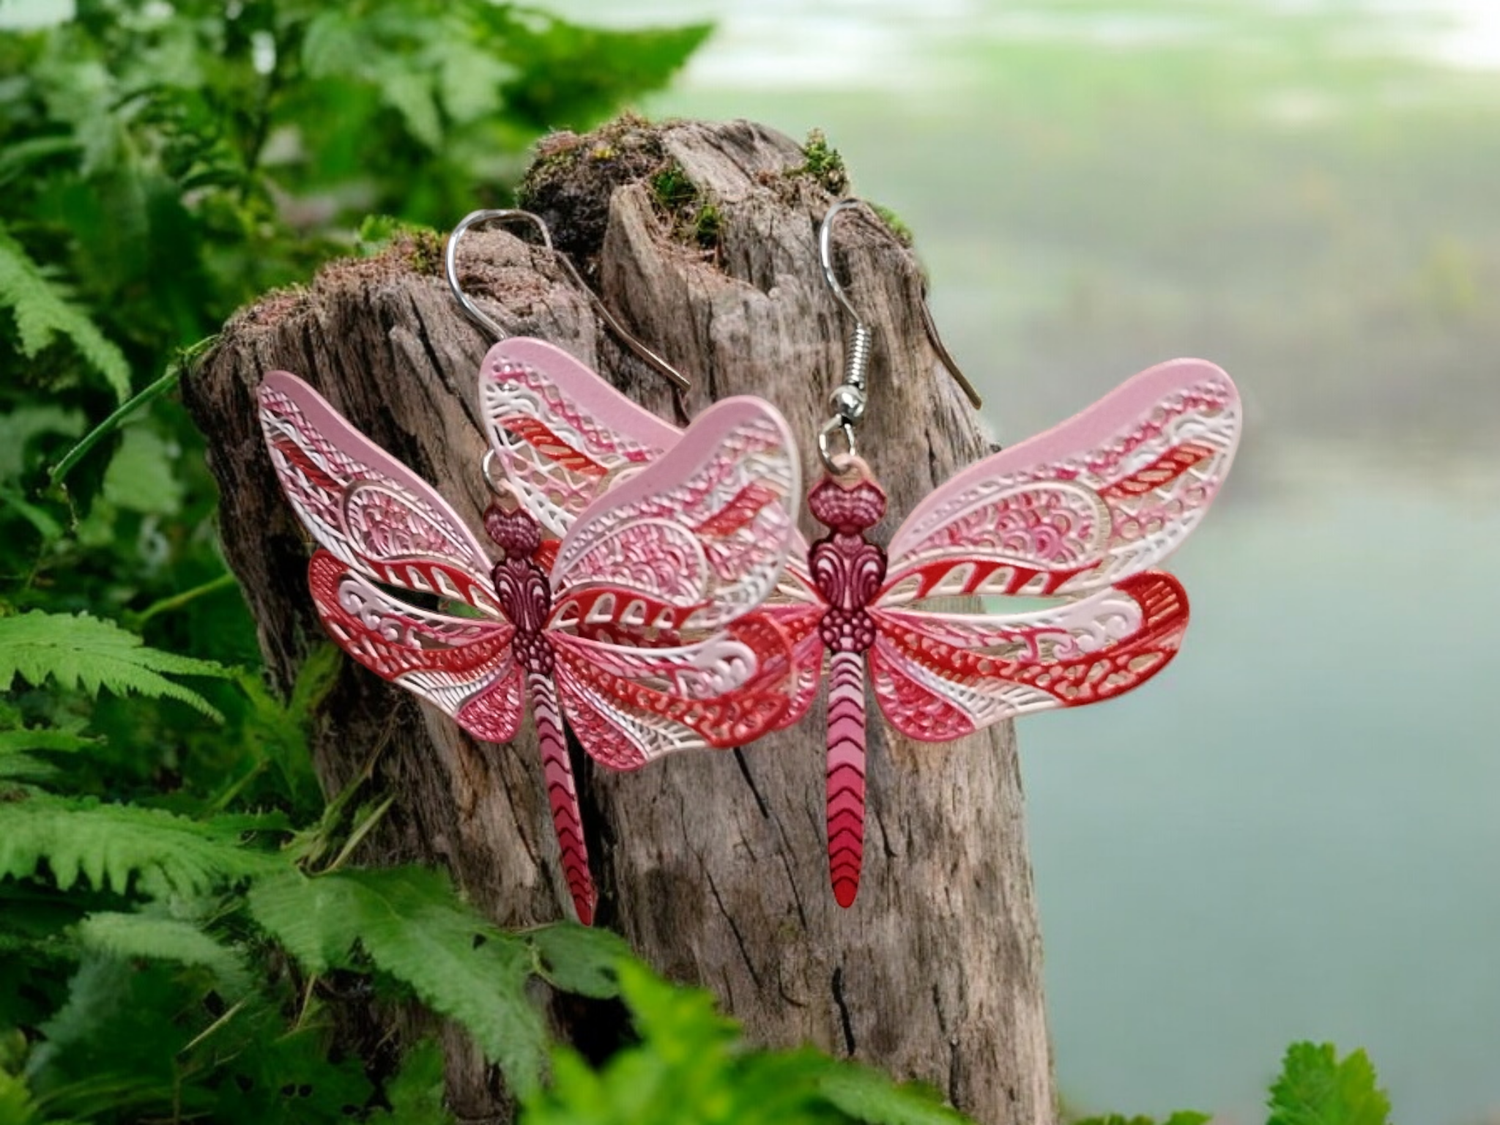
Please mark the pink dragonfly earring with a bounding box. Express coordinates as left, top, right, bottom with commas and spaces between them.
765, 199, 1244, 908
258, 210, 803, 924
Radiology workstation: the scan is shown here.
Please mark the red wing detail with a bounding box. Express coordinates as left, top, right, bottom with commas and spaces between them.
868, 572, 1189, 742
307, 551, 522, 743
498, 415, 608, 479
535, 539, 559, 574
1100, 441, 1217, 501
692, 482, 780, 538
755, 552, 828, 730
551, 616, 794, 766
549, 584, 695, 648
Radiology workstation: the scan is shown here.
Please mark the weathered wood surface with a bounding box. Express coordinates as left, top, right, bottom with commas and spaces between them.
189, 118, 1054, 1125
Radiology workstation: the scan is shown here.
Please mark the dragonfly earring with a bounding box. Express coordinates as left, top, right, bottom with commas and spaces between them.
765, 199, 1244, 908
258, 210, 803, 924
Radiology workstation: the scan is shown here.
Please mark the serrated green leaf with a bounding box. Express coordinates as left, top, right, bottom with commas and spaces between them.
0, 795, 281, 897
1267, 1043, 1391, 1125
816, 1060, 970, 1125
248, 866, 545, 1095
0, 227, 130, 403
527, 922, 629, 999
0, 611, 229, 720
74, 911, 252, 997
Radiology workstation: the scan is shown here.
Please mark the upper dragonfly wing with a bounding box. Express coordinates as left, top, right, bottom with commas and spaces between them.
880, 359, 1239, 605
259, 372, 519, 741
479, 338, 680, 541
259, 371, 501, 615
868, 572, 1187, 742
547, 396, 802, 641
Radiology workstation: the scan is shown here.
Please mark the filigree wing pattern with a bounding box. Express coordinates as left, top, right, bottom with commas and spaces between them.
259, 371, 501, 615
308, 551, 523, 742
550, 615, 795, 768
881, 360, 1240, 605
868, 572, 1188, 741
547, 396, 802, 641
479, 338, 680, 541
259, 372, 520, 742
756, 546, 829, 729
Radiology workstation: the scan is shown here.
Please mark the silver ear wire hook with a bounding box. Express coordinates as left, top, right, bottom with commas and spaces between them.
445, 208, 690, 392
817, 199, 983, 445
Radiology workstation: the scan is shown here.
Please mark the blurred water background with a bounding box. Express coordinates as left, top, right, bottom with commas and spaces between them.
559, 2, 1500, 1121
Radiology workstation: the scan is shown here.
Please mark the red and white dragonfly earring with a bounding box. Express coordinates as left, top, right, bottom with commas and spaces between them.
765, 199, 1244, 908
258, 210, 803, 924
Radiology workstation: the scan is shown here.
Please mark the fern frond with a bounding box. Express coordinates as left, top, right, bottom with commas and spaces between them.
249, 866, 545, 1095
0, 611, 229, 720
0, 795, 283, 898
0, 726, 98, 784
0, 226, 131, 403
75, 911, 252, 997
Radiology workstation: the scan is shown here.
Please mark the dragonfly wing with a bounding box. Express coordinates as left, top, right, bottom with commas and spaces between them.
309, 550, 522, 742
881, 360, 1239, 605
259, 371, 501, 614
549, 395, 801, 640
868, 572, 1188, 741
550, 615, 794, 769
479, 338, 680, 540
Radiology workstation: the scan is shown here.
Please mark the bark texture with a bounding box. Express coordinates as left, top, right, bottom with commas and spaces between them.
189, 118, 1054, 1125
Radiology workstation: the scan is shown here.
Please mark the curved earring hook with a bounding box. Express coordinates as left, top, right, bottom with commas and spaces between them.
818, 198, 983, 412
445, 209, 690, 392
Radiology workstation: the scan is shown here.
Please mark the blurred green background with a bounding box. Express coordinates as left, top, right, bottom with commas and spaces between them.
581, 2, 1500, 1122
4, 0, 1499, 1121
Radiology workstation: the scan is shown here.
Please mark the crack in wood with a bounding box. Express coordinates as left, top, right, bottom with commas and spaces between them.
831, 966, 856, 1056
705, 870, 762, 989
732, 747, 771, 818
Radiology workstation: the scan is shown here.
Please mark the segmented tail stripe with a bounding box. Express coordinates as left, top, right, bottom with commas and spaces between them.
825, 651, 868, 908
527, 671, 596, 925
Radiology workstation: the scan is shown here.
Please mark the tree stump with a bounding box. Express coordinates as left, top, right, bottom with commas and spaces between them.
189, 118, 1054, 1125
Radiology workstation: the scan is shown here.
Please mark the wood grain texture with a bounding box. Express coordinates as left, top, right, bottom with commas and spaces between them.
188, 118, 1054, 1125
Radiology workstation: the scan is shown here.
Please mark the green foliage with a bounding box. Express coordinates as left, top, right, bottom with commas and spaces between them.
0, 795, 280, 897
0, 228, 130, 403
520, 961, 972, 1125
1068, 1042, 1393, 1125
1267, 1043, 1392, 1125
0, 611, 228, 719
249, 866, 547, 1095
791, 129, 850, 195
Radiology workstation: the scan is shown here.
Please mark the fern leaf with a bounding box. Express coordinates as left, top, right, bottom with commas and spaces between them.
0, 728, 98, 755
0, 794, 282, 897
249, 866, 545, 1095
75, 911, 252, 997
0, 726, 97, 784
0, 226, 131, 403
0, 611, 229, 720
